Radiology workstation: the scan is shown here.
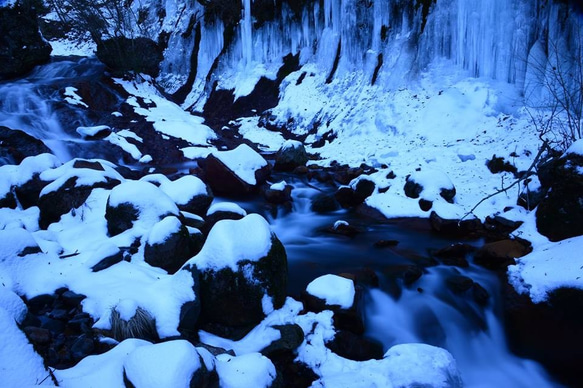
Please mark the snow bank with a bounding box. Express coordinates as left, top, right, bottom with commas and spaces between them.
185, 214, 272, 271
206, 201, 247, 216
306, 274, 355, 309
508, 236, 583, 303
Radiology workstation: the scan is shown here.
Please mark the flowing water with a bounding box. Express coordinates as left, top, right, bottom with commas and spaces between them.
1, 60, 562, 387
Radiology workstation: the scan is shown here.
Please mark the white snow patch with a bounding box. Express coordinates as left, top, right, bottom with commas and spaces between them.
160, 175, 208, 205
76, 125, 110, 138
64, 87, 88, 108
147, 216, 183, 246
207, 202, 247, 217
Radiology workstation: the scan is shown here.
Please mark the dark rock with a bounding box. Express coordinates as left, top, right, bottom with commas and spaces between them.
70, 335, 95, 362
503, 285, 583, 387
23, 326, 51, 345
474, 239, 531, 270
404, 174, 455, 203
517, 178, 546, 211
202, 209, 245, 235
105, 202, 139, 236
418, 198, 433, 211
180, 192, 214, 217
335, 179, 375, 208
402, 266, 423, 285
446, 275, 474, 293
0, 189, 16, 209
486, 155, 517, 175
26, 294, 56, 315
472, 283, 490, 306
264, 185, 292, 205
49, 309, 69, 321
326, 330, 384, 361
433, 243, 475, 267
91, 250, 124, 272
404, 179, 423, 199
326, 222, 360, 238
274, 142, 309, 171
0, 126, 52, 165
61, 290, 86, 307
177, 265, 201, 340
0, 5, 51, 79
14, 174, 49, 209
144, 216, 195, 273
373, 240, 399, 248
333, 167, 364, 185
536, 153, 583, 241
67, 313, 93, 334
429, 211, 483, 237
197, 236, 287, 339
38, 176, 121, 229
310, 194, 340, 213
200, 151, 270, 196
483, 215, 523, 238
96, 37, 163, 77
261, 324, 304, 357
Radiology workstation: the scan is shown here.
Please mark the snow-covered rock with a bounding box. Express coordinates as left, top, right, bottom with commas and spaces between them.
160, 175, 213, 217
202, 144, 270, 195
185, 214, 287, 338
216, 352, 277, 388
306, 274, 355, 310
144, 215, 198, 273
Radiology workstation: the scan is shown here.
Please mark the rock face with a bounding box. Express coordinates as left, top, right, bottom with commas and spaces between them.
96, 37, 163, 77
536, 149, 583, 241
0, 4, 52, 79
144, 216, 197, 274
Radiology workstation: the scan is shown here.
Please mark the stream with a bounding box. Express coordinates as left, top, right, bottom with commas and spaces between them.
0, 58, 561, 387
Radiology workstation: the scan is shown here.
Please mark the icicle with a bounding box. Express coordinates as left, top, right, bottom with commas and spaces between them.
241, 0, 253, 67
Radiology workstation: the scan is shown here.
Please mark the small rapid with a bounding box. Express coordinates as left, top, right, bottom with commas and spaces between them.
260, 174, 561, 387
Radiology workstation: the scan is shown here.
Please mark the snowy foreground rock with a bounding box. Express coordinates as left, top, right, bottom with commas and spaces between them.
0, 153, 464, 387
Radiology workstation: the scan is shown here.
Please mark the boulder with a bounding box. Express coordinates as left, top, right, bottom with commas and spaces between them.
433, 243, 475, 267
274, 140, 309, 171
201, 144, 271, 196
187, 215, 287, 339
326, 330, 384, 361
536, 145, 583, 241
160, 175, 213, 217
105, 181, 179, 236
474, 239, 531, 270
38, 159, 122, 228
0, 4, 51, 79
311, 194, 340, 213
335, 178, 375, 208
0, 126, 52, 165
144, 216, 196, 274
96, 36, 163, 77
429, 212, 483, 237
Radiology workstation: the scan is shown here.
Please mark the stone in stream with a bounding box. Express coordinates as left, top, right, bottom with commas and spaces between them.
474, 239, 531, 270
274, 140, 309, 171
0, 126, 52, 165
184, 215, 287, 340
144, 215, 197, 274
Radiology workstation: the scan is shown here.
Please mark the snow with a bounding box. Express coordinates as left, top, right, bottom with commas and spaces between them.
211, 144, 268, 185
115, 78, 216, 146
123, 340, 202, 388
64, 87, 88, 108
207, 202, 247, 217
407, 169, 455, 201
0, 286, 28, 324
507, 236, 583, 303
216, 353, 276, 388
160, 175, 208, 205
104, 132, 143, 160
306, 274, 355, 309
0, 308, 51, 386
237, 117, 285, 151
76, 125, 110, 138
384, 343, 462, 388
147, 216, 183, 246
55, 339, 151, 387
270, 181, 287, 191
184, 214, 272, 271
565, 139, 583, 156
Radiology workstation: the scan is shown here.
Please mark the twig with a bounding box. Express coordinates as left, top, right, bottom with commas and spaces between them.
461, 140, 549, 221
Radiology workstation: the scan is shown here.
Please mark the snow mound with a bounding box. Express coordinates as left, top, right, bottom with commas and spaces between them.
207, 201, 247, 216
124, 340, 202, 388
160, 175, 208, 205
216, 352, 276, 388
40, 158, 122, 196
147, 216, 183, 246
508, 236, 583, 303
566, 139, 583, 156
306, 274, 355, 309
185, 214, 272, 271
384, 343, 462, 388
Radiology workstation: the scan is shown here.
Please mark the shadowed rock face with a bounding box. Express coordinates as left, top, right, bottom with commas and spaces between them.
0, 5, 52, 80
96, 37, 163, 77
